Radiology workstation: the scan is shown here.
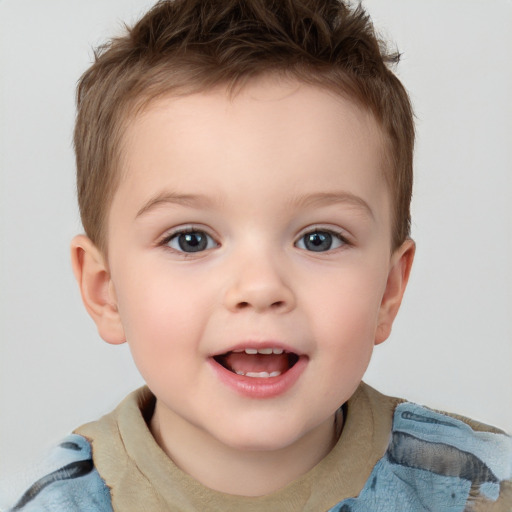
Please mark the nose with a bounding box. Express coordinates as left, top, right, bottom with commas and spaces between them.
223, 252, 296, 314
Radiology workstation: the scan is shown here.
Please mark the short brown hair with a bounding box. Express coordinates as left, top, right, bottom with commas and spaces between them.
74, 0, 414, 253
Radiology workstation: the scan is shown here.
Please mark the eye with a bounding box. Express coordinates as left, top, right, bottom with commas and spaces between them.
164, 230, 217, 253
295, 229, 345, 252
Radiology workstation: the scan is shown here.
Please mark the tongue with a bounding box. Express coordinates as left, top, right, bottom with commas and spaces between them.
224, 352, 290, 375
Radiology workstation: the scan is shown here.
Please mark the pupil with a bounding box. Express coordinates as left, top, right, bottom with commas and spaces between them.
179, 232, 207, 252
306, 232, 332, 252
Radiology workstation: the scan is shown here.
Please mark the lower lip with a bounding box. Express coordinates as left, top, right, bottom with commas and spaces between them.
209, 356, 308, 399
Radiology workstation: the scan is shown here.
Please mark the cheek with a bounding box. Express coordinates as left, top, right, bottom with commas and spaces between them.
305, 266, 387, 375
309, 267, 386, 335
113, 265, 205, 363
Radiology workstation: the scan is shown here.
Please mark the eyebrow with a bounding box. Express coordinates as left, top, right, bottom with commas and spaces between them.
290, 191, 375, 219
136, 191, 214, 218
136, 190, 374, 219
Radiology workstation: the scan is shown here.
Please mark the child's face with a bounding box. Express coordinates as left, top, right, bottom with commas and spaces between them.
101, 78, 412, 453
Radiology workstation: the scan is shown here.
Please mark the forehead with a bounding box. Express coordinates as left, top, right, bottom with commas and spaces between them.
113, 78, 390, 224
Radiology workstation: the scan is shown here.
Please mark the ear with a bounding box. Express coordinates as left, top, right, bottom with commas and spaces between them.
70, 235, 126, 345
375, 239, 415, 345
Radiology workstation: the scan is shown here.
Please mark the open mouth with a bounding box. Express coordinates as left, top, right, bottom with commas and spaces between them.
213, 348, 300, 378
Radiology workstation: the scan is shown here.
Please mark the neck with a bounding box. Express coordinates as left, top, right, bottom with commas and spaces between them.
150, 404, 342, 496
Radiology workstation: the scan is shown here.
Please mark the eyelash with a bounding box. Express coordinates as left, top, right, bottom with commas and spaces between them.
159, 227, 218, 254
294, 227, 350, 253
159, 226, 350, 255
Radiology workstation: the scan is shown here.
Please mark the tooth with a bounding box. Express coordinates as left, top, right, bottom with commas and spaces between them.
258, 348, 273, 355
245, 348, 258, 355
235, 370, 246, 376
246, 371, 271, 378
269, 371, 281, 377
272, 348, 284, 355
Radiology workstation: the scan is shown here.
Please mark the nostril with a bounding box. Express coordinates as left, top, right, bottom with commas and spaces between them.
235, 300, 287, 311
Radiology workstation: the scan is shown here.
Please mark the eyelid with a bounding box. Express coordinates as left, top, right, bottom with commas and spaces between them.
158, 225, 220, 252
295, 225, 350, 240
294, 226, 351, 251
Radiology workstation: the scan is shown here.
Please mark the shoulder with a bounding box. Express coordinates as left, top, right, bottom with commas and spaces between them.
334, 385, 512, 511
387, 401, 512, 510
388, 402, 512, 498
2, 434, 112, 512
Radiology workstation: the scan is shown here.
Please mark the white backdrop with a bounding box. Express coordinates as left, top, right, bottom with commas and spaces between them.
1, 0, 511, 490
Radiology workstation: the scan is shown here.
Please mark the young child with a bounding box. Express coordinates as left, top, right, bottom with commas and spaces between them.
4, 0, 512, 510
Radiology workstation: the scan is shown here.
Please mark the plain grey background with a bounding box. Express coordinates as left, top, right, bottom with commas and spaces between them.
1, 0, 511, 499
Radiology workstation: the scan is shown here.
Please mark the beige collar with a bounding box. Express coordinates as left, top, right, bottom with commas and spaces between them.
75, 382, 398, 512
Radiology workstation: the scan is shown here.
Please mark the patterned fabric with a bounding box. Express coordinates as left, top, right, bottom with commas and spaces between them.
5, 435, 112, 512
5, 403, 512, 511
328, 403, 512, 511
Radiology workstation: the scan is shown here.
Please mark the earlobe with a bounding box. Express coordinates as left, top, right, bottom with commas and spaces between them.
375, 239, 415, 345
70, 235, 126, 345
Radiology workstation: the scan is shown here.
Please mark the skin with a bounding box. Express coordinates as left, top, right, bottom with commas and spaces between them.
71, 77, 414, 496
